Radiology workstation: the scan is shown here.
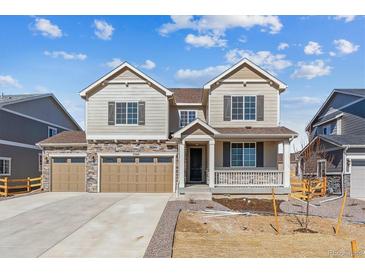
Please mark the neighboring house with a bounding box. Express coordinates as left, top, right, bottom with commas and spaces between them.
0, 93, 81, 179
38, 59, 297, 194
278, 153, 298, 177
299, 89, 365, 198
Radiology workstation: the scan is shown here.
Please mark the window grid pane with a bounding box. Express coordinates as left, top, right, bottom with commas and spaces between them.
231, 143, 243, 166
244, 96, 256, 120
116, 102, 137, 125
232, 96, 243, 120
180, 111, 196, 127
127, 102, 138, 124
244, 143, 256, 166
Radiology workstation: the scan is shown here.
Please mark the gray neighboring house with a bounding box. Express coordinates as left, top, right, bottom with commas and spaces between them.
0, 93, 81, 179
299, 89, 365, 198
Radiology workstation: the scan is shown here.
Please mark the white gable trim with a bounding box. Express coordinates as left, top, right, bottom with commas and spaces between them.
203, 58, 287, 91
172, 118, 219, 139
80, 62, 172, 98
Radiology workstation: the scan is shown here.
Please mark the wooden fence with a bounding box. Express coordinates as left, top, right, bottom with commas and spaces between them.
291, 177, 327, 200
0, 177, 42, 197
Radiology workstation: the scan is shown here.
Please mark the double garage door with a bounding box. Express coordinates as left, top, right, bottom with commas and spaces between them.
351, 160, 365, 198
51, 156, 173, 193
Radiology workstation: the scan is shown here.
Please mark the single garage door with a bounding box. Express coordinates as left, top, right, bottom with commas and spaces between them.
351, 160, 365, 198
100, 156, 173, 193
51, 157, 86, 192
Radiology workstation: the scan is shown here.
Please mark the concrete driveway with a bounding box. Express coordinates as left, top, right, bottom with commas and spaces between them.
0, 192, 171, 257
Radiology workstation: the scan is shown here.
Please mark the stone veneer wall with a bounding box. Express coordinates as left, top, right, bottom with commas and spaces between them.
41, 146, 87, 191
42, 141, 178, 193
86, 141, 178, 192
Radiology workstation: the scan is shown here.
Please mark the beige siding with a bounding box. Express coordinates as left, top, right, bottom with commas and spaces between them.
214, 140, 279, 168
169, 105, 206, 133
223, 65, 263, 80
209, 83, 279, 127
87, 70, 168, 138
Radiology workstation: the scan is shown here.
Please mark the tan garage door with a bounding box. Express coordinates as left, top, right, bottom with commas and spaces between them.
101, 156, 173, 193
51, 157, 86, 192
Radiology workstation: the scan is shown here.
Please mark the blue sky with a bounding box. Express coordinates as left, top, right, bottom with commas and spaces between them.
0, 15, 364, 150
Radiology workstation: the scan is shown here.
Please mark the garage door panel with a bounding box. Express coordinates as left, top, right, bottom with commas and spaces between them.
351, 160, 365, 198
101, 156, 173, 193
51, 158, 85, 192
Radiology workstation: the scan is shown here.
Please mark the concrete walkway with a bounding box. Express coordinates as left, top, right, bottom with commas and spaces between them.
0, 192, 171, 258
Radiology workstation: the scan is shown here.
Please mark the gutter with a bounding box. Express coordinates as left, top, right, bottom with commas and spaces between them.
37, 143, 87, 148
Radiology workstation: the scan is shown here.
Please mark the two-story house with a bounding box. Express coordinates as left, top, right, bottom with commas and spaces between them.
299, 89, 365, 198
0, 93, 81, 179
39, 59, 297, 194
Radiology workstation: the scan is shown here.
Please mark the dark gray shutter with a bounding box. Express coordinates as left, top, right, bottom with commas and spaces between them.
256, 142, 264, 167
223, 142, 231, 167
257, 95, 264, 121
108, 102, 115, 125
223, 96, 231, 121
138, 101, 145, 125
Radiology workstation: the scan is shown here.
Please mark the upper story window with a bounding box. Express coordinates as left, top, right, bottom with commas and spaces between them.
48, 126, 58, 137
179, 110, 197, 127
116, 102, 138, 125
322, 123, 335, 135
231, 143, 256, 167
0, 157, 11, 176
232, 96, 256, 121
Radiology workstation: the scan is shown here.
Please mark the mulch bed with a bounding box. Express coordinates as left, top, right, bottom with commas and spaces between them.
213, 197, 284, 213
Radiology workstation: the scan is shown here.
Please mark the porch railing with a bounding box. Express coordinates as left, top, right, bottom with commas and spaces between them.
214, 170, 284, 187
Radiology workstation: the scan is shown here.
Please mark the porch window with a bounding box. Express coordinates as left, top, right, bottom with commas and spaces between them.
231, 143, 256, 167
179, 110, 196, 127
231, 96, 256, 121
116, 102, 138, 125
0, 157, 11, 176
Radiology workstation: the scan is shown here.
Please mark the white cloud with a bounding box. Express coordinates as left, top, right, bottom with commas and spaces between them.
283, 96, 322, 105
175, 65, 229, 85
329, 51, 336, 57
94, 19, 114, 40
277, 42, 289, 50
159, 15, 283, 36
0, 75, 22, 88
304, 41, 323, 55
105, 58, 123, 68
333, 16, 357, 23
291, 60, 332, 80
225, 49, 292, 74
140, 60, 156, 70
33, 18, 63, 38
185, 33, 226, 48
334, 39, 359, 55
44, 50, 87, 61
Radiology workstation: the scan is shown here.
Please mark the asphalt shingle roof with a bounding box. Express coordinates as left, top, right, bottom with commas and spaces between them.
0, 94, 49, 107
335, 89, 365, 97
170, 88, 203, 104
319, 134, 365, 146
215, 126, 298, 136
38, 131, 86, 146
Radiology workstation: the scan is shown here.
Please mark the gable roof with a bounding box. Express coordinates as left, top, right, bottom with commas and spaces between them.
38, 130, 86, 147
170, 88, 203, 104
320, 134, 365, 147
80, 62, 172, 98
0, 93, 81, 130
305, 89, 365, 131
172, 118, 220, 138
203, 58, 287, 91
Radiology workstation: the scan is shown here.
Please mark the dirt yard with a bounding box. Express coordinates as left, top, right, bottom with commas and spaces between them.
213, 197, 284, 213
172, 211, 365, 258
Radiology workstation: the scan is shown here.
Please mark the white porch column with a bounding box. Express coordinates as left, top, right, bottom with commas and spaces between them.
283, 139, 291, 188
209, 140, 215, 188
178, 141, 185, 188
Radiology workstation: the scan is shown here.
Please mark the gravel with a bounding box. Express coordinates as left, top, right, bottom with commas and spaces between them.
280, 197, 365, 224
144, 199, 229, 258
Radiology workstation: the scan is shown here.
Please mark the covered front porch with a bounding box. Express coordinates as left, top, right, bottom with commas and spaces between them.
174, 120, 294, 194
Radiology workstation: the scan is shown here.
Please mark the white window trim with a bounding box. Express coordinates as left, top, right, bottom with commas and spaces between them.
48, 126, 58, 137
115, 101, 139, 126
38, 153, 43, 172
231, 95, 257, 122
230, 142, 257, 167
317, 159, 326, 177
178, 110, 197, 128
0, 157, 11, 176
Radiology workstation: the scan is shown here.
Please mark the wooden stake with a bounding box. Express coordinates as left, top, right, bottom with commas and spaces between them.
27, 177, 30, 192
4, 177, 8, 197
272, 188, 280, 234
351, 240, 358, 258
335, 191, 347, 235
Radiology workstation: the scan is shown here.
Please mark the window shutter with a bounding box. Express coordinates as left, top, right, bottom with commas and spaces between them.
223, 96, 231, 121
257, 95, 264, 121
256, 142, 264, 167
138, 101, 145, 125
108, 102, 115, 125
223, 142, 231, 167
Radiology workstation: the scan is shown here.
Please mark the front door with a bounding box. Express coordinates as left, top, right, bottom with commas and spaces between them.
190, 148, 203, 182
